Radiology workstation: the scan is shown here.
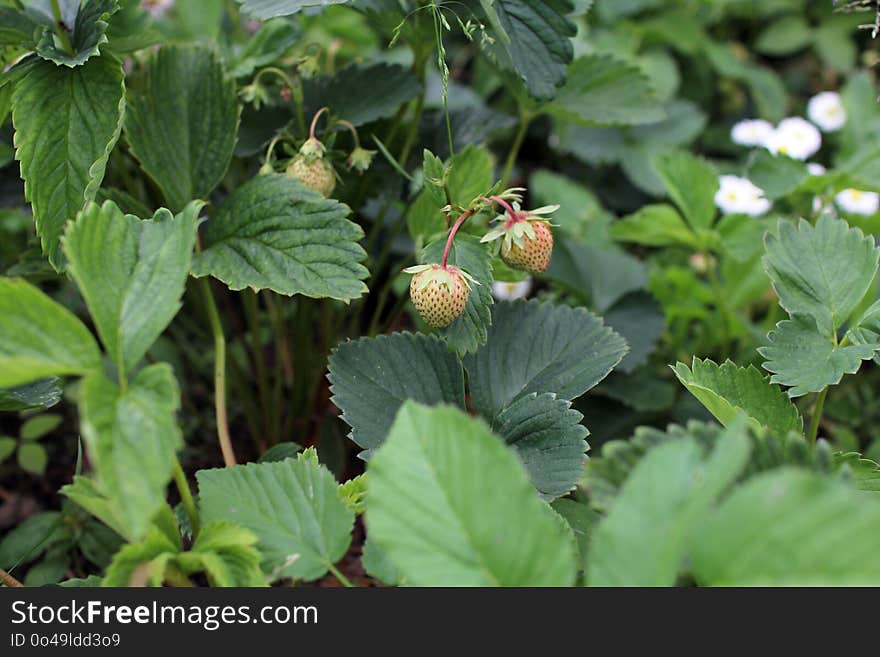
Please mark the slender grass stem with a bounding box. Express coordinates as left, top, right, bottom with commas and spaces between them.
808, 387, 829, 447
172, 460, 200, 539
198, 276, 237, 467
501, 115, 531, 189
328, 563, 354, 588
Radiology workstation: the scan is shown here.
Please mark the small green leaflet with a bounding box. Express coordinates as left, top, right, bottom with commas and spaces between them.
0, 278, 102, 388
197, 449, 354, 582
63, 200, 201, 376
672, 358, 803, 436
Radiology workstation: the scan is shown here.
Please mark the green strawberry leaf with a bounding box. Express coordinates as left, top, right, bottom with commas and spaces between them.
367, 402, 578, 586
327, 332, 466, 456
0, 7, 40, 47
549, 54, 665, 125
175, 522, 267, 587
0, 378, 62, 411
12, 55, 125, 269
235, 0, 349, 19
588, 419, 751, 586
463, 299, 628, 419
764, 215, 879, 337
78, 364, 182, 541
492, 392, 588, 501
672, 358, 803, 437
197, 449, 354, 582
303, 62, 422, 127
124, 45, 240, 212
747, 150, 809, 200
33, 0, 119, 68
653, 150, 719, 231
103, 507, 181, 586
611, 204, 698, 248
692, 469, 880, 585
480, 0, 576, 101
63, 200, 200, 376
191, 174, 368, 302
0, 278, 102, 388
759, 314, 877, 398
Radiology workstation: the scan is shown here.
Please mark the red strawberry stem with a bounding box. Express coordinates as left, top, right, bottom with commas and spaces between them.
441, 209, 475, 268
310, 106, 329, 140
487, 195, 517, 217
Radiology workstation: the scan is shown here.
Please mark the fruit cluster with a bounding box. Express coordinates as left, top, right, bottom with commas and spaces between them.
406, 195, 557, 328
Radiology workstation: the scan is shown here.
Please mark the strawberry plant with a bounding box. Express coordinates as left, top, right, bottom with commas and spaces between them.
2, 0, 880, 589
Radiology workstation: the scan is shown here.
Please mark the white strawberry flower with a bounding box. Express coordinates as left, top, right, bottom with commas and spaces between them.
142, 0, 174, 17
807, 91, 847, 132
731, 119, 774, 147
835, 189, 880, 216
807, 163, 827, 176
492, 278, 532, 301
765, 117, 822, 160
714, 175, 772, 217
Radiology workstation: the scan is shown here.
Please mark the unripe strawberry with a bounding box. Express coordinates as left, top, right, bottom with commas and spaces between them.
404, 264, 476, 328
286, 137, 336, 197
481, 203, 558, 274
502, 219, 554, 273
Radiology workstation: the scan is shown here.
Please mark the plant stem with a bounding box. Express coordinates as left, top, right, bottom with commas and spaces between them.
808, 387, 829, 447
328, 563, 354, 588
0, 567, 23, 588
441, 210, 475, 268
310, 106, 329, 140
49, 0, 75, 56
501, 115, 531, 189
198, 276, 237, 467
172, 460, 200, 539
243, 290, 272, 436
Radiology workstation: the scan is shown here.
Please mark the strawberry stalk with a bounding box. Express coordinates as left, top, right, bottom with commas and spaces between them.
441, 209, 474, 268
487, 195, 517, 217
310, 106, 329, 140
